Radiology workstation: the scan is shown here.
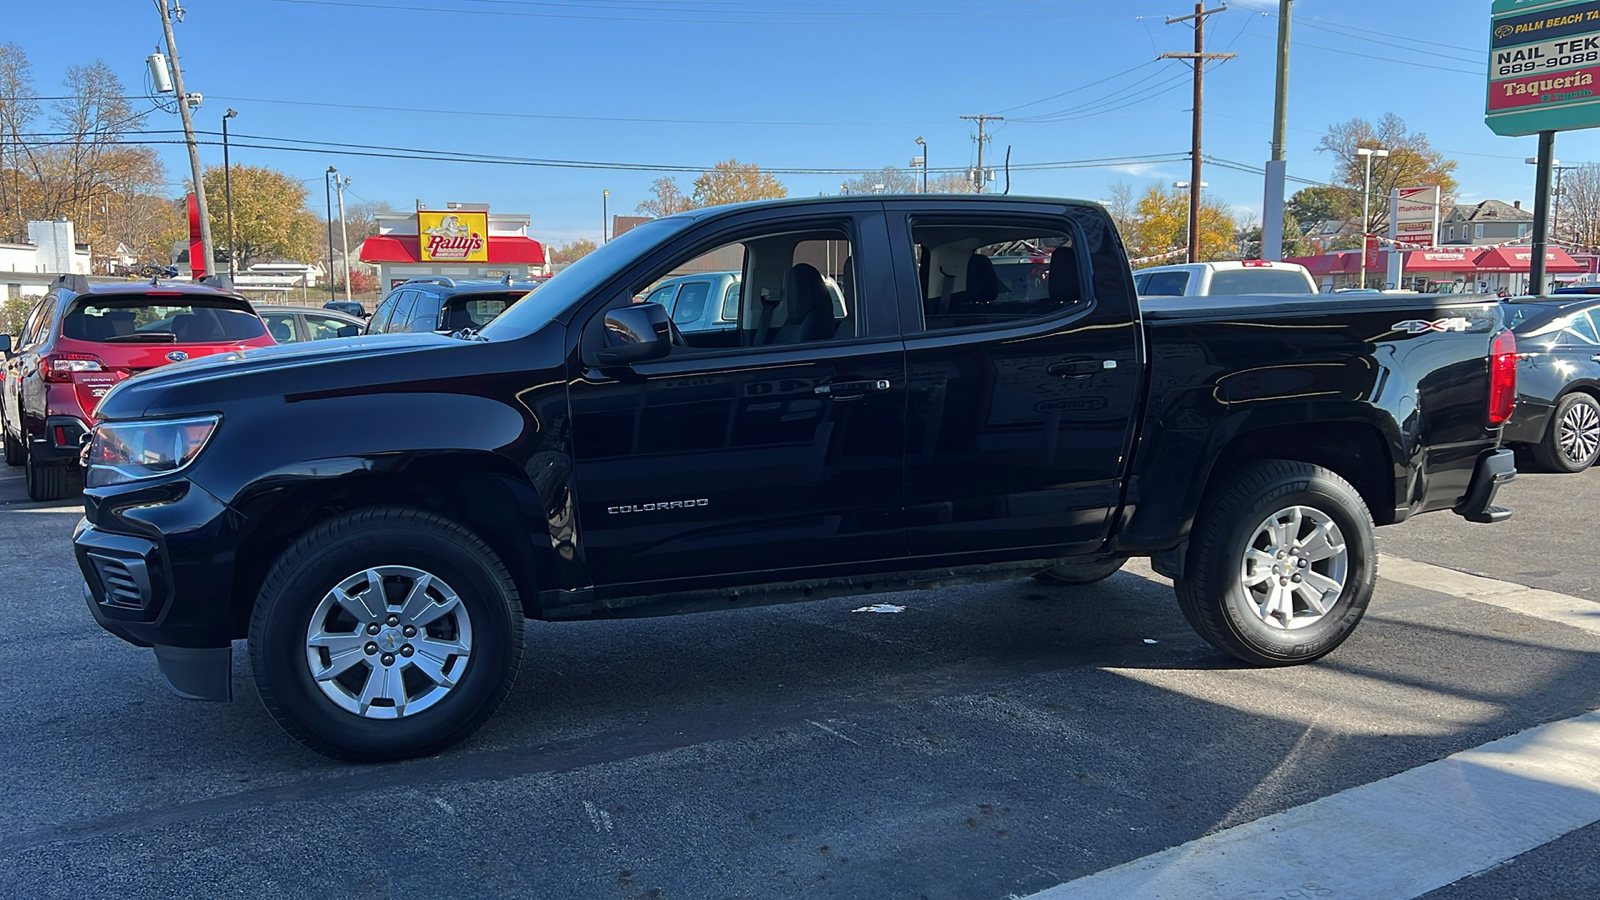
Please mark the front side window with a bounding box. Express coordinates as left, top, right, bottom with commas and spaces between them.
910, 221, 1086, 330
630, 226, 859, 351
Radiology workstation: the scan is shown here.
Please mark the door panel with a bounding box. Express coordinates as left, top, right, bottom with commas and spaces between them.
887, 202, 1143, 559
567, 208, 907, 589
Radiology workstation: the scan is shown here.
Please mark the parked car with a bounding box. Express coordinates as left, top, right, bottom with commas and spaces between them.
641, 271, 742, 341
1135, 260, 1317, 298
323, 300, 368, 318
1, 274, 274, 501
77, 195, 1516, 761
258, 305, 366, 344
363, 277, 538, 336
1501, 296, 1600, 472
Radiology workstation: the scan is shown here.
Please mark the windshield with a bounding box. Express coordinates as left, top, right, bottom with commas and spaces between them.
481, 217, 693, 339
62, 295, 266, 344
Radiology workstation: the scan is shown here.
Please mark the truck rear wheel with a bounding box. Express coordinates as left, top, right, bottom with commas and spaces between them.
249, 507, 524, 762
1175, 460, 1375, 666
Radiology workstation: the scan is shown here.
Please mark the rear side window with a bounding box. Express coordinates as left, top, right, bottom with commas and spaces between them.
62, 295, 266, 343
721, 280, 741, 321
440, 290, 527, 331
1137, 271, 1190, 296
1209, 269, 1313, 295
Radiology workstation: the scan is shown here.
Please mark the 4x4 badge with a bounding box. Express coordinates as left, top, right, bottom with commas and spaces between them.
1393, 318, 1471, 334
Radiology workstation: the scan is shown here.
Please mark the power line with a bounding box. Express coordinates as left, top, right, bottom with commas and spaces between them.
267, 0, 1162, 25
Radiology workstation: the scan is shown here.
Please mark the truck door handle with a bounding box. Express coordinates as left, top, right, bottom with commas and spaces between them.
815, 379, 891, 397
1047, 359, 1113, 377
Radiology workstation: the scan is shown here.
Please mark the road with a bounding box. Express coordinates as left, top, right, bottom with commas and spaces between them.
1, 464, 1597, 899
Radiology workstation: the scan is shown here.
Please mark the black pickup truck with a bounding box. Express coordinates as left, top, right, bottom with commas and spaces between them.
75, 196, 1518, 760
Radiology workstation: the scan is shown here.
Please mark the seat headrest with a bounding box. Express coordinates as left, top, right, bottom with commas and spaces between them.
784, 263, 826, 325
268, 320, 292, 342
1048, 246, 1082, 306
966, 254, 999, 305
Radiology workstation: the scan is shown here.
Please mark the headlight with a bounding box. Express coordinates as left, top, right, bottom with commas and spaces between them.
85, 416, 221, 488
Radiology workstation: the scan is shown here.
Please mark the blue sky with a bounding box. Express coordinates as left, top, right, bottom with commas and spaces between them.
5, 0, 1584, 245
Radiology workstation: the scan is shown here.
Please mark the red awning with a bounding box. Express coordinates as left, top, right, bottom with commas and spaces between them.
1287, 252, 1359, 276
1403, 250, 1479, 272
1473, 247, 1584, 273
359, 234, 546, 265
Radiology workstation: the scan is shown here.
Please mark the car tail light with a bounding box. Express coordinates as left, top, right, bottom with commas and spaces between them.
1489, 330, 1517, 426
43, 353, 105, 382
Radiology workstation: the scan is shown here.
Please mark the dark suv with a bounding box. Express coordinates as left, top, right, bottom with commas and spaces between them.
363, 277, 538, 335
2, 275, 273, 501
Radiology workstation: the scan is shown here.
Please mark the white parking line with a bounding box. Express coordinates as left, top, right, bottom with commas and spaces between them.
1022, 711, 1600, 900
1380, 555, 1600, 635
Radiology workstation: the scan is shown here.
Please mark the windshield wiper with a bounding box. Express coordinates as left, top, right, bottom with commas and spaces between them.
102, 332, 178, 343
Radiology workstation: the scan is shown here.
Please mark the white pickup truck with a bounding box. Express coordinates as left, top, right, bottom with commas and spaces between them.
1134, 260, 1317, 298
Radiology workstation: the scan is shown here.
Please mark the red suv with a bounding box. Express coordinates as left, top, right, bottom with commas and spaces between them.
1, 275, 274, 501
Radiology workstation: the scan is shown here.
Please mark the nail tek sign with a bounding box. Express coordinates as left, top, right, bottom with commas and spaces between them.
1489, 0, 1600, 135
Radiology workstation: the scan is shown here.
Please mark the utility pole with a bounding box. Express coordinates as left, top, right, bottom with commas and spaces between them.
324, 167, 336, 302
154, 0, 216, 278
960, 115, 1003, 193
335, 174, 351, 302
1262, 0, 1292, 261
1162, 3, 1236, 263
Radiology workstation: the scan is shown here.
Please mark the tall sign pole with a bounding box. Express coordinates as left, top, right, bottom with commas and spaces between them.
155, 0, 215, 278
1487, 0, 1600, 296
1163, 3, 1236, 263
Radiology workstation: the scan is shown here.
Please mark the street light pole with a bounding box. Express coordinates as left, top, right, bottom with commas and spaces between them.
1358, 146, 1389, 288
915, 136, 927, 192
335, 175, 351, 302
603, 189, 609, 243
222, 108, 237, 279
324, 167, 336, 302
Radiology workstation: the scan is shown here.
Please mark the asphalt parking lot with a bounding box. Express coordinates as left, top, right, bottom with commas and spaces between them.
2, 464, 1597, 899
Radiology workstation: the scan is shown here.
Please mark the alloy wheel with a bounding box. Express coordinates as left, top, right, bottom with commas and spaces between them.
1558, 399, 1600, 468
304, 565, 474, 719
1237, 506, 1349, 630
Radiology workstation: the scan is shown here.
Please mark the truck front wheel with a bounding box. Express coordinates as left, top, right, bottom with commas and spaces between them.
1175, 461, 1376, 666
249, 507, 524, 761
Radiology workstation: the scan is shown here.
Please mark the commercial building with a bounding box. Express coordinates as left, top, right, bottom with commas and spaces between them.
359, 202, 547, 290
1, 219, 92, 298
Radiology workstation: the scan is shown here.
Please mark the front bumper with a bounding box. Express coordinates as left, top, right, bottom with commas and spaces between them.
74, 476, 240, 702
1454, 447, 1516, 524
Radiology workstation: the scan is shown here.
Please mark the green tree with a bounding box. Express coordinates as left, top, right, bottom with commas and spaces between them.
1316, 113, 1458, 236
1132, 184, 1239, 262
202, 164, 320, 269
1286, 185, 1356, 227
551, 238, 597, 264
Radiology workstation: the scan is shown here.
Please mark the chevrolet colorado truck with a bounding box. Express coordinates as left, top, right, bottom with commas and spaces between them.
75, 196, 1518, 761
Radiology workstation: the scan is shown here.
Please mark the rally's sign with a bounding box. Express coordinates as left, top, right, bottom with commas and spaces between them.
418, 210, 489, 263
1488, 0, 1600, 135
1394, 186, 1442, 249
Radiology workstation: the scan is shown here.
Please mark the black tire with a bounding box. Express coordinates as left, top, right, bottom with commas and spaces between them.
3, 426, 22, 467
1532, 392, 1600, 473
1033, 556, 1128, 586
1175, 460, 1376, 667
249, 507, 524, 762
24, 441, 78, 502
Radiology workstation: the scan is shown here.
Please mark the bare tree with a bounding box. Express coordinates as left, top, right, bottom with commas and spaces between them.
0, 42, 41, 242
1558, 163, 1600, 249
637, 176, 694, 217
841, 165, 919, 195
1103, 181, 1137, 236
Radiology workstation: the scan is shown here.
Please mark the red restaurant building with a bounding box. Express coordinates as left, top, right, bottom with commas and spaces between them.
1286, 246, 1586, 294
359, 202, 548, 290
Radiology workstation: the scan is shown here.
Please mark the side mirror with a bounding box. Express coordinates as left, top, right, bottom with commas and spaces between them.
336, 325, 362, 338
0, 334, 11, 356
594, 303, 672, 366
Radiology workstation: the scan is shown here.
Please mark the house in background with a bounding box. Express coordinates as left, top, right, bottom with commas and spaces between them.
1441, 200, 1532, 246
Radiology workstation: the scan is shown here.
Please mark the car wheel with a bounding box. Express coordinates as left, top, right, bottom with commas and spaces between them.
2, 426, 23, 467
1033, 556, 1128, 586
23, 441, 77, 502
1175, 460, 1376, 666
249, 507, 524, 762
1533, 392, 1600, 473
